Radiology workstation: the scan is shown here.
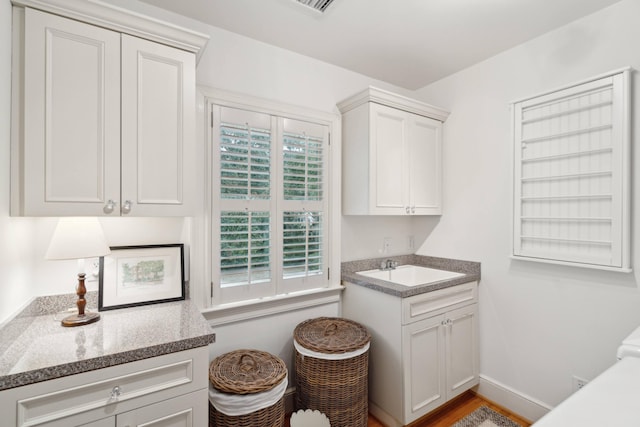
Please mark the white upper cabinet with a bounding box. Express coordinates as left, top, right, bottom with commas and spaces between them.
339, 87, 449, 215
11, 1, 207, 216
121, 35, 195, 216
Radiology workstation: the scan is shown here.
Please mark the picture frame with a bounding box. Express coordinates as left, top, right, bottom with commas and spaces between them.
98, 244, 185, 311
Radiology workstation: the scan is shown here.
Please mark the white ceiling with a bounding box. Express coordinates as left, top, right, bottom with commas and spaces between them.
139, 0, 623, 90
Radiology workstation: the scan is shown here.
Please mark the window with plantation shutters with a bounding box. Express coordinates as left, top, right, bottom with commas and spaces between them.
512, 69, 631, 271
211, 105, 330, 304
279, 119, 328, 292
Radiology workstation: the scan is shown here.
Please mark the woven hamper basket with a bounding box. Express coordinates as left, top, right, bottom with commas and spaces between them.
209, 349, 287, 427
294, 317, 371, 427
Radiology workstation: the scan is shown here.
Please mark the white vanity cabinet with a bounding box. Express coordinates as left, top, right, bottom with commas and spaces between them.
338, 87, 449, 216
10, 1, 207, 216
342, 281, 479, 427
0, 347, 209, 427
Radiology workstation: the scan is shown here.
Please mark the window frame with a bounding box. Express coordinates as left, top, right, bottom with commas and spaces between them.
201, 88, 342, 312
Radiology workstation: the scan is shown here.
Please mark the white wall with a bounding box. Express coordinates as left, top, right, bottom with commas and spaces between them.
0, 0, 419, 377
0, 0, 37, 324
95, 0, 424, 379
415, 0, 640, 416
7, 0, 637, 419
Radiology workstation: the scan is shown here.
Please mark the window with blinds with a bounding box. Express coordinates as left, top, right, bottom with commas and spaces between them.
512, 69, 631, 271
212, 105, 330, 304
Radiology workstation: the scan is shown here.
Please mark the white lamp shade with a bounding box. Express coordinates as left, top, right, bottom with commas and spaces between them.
45, 218, 111, 260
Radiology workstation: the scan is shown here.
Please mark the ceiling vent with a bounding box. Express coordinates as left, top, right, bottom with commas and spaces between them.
296, 0, 337, 13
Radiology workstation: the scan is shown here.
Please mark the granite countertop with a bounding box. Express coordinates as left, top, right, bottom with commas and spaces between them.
0, 295, 215, 391
341, 254, 481, 298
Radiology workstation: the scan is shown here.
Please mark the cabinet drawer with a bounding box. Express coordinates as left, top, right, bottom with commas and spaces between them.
13, 348, 208, 427
402, 282, 477, 325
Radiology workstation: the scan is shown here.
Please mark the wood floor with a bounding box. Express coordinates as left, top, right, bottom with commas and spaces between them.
286, 391, 532, 427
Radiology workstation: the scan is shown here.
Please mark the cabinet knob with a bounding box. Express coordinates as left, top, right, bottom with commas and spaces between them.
104, 199, 116, 214
121, 200, 132, 214
110, 385, 121, 400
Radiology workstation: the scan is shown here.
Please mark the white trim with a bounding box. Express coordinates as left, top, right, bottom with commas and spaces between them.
476, 374, 552, 423
11, 0, 209, 60
368, 401, 402, 427
199, 86, 338, 126
202, 286, 342, 326
336, 86, 450, 122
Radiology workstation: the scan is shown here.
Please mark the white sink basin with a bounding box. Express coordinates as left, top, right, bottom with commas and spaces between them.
356, 265, 464, 287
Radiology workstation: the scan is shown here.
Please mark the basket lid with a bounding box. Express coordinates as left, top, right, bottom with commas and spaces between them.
294, 317, 371, 354
209, 349, 287, 394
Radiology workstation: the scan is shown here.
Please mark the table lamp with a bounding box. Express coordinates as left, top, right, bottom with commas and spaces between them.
45, 217, 111, 327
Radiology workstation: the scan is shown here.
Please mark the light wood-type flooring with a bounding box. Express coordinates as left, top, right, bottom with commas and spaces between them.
286, 391, 532, 427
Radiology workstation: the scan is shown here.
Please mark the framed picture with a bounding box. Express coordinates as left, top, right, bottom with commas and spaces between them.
99, 244, 185, 311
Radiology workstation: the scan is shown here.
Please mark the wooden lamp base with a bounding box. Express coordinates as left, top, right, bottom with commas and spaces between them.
61, 272, 100, 327
61, 311, 100, 327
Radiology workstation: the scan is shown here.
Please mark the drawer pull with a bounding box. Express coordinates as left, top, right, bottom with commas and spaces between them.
110, 385, 122, 401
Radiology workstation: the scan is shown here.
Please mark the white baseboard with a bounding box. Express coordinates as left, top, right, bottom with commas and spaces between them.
476, 375, 552, 423
286, 377, 551, 424
368, 401, 402, 427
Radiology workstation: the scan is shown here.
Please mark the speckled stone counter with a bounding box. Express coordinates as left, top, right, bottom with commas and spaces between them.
341, 254, 481, 298
0, 295, 215, 391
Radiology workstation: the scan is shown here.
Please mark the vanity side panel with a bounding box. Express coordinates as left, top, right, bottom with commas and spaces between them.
342, 281, 404, 425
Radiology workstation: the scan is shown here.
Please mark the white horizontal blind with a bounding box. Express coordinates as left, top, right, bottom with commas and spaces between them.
219, 122, 271, 200
279, 118, 328, 293
220, 211, 270, 286
283, 130, 324, 201
512, 69, 630, 270
282, 211, 323, 278
214, 107, 275, 302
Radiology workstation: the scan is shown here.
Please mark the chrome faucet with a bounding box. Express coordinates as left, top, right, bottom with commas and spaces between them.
380, 259, 398, 270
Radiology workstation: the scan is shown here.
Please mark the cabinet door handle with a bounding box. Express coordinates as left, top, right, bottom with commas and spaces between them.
121, 200, 132, 214
104, 199, 116, 214
110, 385, 121, 400
406, 206, 410, 214
411, 206, 416, 214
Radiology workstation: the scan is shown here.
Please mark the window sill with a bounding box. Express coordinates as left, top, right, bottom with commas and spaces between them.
201, 286, 344, 327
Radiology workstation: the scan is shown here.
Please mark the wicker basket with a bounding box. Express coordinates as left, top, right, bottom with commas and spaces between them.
294, 317, 371, 427
209, 349, 287, 427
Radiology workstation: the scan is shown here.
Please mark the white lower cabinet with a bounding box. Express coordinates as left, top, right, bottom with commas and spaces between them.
0, 348, 209, 427
343, 281, 479, 427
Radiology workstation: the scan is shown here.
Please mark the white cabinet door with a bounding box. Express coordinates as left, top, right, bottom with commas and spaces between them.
408, 114, 442, 215
121, 35, 195, 217
364, 103, 442, 216
446, 304, 479, 400
402, 314, 446, 423
116, 389, 208, 427
370, 103, 408, 214
22, 8, 121, 216
15, 9, 196, 217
